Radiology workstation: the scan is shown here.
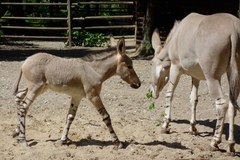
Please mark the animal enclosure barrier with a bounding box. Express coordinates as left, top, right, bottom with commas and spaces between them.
0, 0, 143, 47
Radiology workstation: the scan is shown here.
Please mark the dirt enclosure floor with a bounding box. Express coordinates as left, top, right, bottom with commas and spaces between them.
0, 42, 240, 160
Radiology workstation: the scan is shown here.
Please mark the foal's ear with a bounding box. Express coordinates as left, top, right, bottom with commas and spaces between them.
151, 28, 162, 51
109, 35, 117, 47
117, 37, 126, 55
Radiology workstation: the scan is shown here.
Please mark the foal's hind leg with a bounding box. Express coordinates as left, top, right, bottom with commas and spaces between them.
189, 78, 199, 135
16, 84, 44, 146
13, 89, 28, 138
88, 94, 123, 149
61, 96, 81, 144
206, 78, 228, 151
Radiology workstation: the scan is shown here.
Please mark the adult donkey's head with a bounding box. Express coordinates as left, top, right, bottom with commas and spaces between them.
116, 38, 141, 89
150, 29, 171, 98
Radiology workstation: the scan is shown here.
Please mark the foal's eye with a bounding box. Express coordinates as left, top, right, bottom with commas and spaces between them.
128, 66, 133, 69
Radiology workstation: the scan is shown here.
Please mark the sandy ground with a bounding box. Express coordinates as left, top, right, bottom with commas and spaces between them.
0, 43, 240, 160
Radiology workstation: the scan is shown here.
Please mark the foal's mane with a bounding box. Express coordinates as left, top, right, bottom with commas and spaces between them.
164, 20, 180, 46
80, 47, 117, 62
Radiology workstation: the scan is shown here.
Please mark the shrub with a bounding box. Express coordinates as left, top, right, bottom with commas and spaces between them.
72, 30, 109, 47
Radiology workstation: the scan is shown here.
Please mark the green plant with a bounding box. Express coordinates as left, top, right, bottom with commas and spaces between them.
145, 91, 156, 109
148, 102, 155, 110
72, 30, 109, 47
145, 91, 153, 99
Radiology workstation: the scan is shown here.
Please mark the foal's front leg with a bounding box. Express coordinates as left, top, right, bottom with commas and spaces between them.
189, 78, 199, 135
88, 94, 123, 149
61, 96, 81, 144
161, 65, 181, 133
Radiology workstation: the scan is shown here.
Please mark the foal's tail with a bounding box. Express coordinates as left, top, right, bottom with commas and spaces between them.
13, 69, 23, 96
227, 33, 240, 112
13, 69, 28, 105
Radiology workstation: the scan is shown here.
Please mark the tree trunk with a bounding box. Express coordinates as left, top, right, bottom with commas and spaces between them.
135, 0, 154, 57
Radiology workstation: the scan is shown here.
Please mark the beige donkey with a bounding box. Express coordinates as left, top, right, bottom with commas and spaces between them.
13, 38, 141, 148
150, 13, 240, 153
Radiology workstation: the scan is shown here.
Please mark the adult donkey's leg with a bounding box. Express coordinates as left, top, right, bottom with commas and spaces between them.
88, 94, 123, 149
189, 78, 199, 135
206, 78, 228, 151
227, 101, 236, 153
61, 96, 81, 144
226, 69, 239, 153
161, 65, 181, 133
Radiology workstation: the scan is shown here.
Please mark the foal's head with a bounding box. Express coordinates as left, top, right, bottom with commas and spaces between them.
116, 38, 141, 89
150, 29, 171, 98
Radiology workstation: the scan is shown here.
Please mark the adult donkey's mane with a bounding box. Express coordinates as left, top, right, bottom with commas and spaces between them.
164, 21, 180, 46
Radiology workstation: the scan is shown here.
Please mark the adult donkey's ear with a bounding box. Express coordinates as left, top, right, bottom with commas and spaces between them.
117, 37, 126, 55
151, 28, 162, 52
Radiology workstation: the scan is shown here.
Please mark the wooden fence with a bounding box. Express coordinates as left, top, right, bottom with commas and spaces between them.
0, 0, 144, 47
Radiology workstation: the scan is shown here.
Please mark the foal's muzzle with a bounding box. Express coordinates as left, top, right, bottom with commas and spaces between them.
130, 82, 141, 89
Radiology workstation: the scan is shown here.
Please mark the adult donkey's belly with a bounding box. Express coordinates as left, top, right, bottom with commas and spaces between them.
181, 58, 206, 80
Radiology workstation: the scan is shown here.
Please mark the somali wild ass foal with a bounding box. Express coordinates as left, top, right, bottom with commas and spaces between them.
150, 13, 240, 153
13, 38, 141, 148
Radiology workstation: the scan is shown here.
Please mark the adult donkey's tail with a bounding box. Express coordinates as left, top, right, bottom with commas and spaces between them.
227, 32, 240, 112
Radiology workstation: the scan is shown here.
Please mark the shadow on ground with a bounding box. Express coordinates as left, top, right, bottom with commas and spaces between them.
173, 119, 240, 144
45, 138, 189, 150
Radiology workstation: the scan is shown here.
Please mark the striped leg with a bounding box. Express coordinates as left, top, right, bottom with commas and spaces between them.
15, 84, 43, 146
61, 96, 81, 144
14, 88, 28, 105
207, 79, 228, 151
13, 89, 28, 138
17, 93, 36, 146
89, 95, 123, 149
210, 97, 228, 151
189, 78, 199, 135
162, 65, 180, 133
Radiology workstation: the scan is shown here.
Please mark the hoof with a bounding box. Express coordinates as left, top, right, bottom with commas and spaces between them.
113, 141, 123, 149
189, 130, 198, 136
227, 142, 235, 154
61, 138, 72, 145
161, 127, 170, 134
18, 139, 29, 147
210, 142, 220, 152
209, 145, 220, 152
12, 131, 19, 138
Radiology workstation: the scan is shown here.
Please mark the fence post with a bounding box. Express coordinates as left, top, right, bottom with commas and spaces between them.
238, 0, 240, 18
67, 0, 72, 47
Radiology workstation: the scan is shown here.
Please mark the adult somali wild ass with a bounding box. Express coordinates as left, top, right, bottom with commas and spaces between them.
13, 38, 141, 148
150, 13, 240, 153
